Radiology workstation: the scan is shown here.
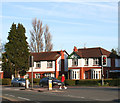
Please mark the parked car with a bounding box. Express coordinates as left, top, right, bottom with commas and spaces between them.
39, 77, 62, 87
11, 78, 30, 87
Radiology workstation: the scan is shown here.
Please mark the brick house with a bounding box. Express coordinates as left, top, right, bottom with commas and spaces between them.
68, 46, 120, 80
25, 50, 68, 79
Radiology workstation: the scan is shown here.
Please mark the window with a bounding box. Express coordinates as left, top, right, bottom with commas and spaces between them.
93, 58, 99, 65
36, 61, 41, 68
91, 70, 101, 79
85, 58, 89, 65
72, 59, 78, 66
47, 61, 52, 68
35, 73, 41, 78
44, 73, 51, 77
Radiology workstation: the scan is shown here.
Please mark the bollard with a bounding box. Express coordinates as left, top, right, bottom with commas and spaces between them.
25, 79, 29, 89
48, 79, 52, 90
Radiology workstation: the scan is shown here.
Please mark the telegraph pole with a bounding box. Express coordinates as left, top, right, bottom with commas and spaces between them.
31, 56, 34, 89
101, 66, 104, 86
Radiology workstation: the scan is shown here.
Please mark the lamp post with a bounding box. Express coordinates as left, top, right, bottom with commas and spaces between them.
31, 55, 34, 89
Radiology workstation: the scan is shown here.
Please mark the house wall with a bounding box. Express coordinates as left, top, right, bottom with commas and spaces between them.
68, 58, 112, 68
28, 61, 55, 72
68, 57, 120, 80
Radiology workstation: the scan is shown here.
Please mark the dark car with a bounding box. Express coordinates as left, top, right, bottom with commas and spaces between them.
11, 78, 30, 87
39, 77, 62, 87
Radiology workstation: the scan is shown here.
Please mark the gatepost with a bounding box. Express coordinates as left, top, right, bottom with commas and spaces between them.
48, 79, 52, 90
25, 79, 29, 89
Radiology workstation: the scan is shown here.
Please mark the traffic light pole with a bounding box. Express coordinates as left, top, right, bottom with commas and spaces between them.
101, 66, 104, 86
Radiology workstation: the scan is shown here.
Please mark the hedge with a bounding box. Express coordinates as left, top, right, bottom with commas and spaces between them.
104, 79, 120, 86
28, 78, 41, 85
75, 79, 100, 86
75, 79, 120, 86
65, 80, 76, 86
2, 78, 11, 85
1, 78, 119, 86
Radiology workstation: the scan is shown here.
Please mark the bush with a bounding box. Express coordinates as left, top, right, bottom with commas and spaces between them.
75, 79, 100, 86
65, 80, 75, 86
104, 79, 120, 86
33, 78, 41, 85
28, 78, 40, 85
75, 79, 120, 86
57, 76, 62, 81
2, 78, 11, 85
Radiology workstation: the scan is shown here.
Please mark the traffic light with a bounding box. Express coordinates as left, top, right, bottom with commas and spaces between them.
101, 55, 107, 66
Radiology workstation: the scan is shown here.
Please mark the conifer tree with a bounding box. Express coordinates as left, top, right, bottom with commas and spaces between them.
3, 23, 30, 78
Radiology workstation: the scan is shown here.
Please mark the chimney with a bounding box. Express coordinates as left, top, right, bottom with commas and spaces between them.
73, 46, 78, 52
60, 50, 64, 59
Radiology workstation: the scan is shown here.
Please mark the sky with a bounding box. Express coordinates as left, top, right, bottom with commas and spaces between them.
1, 1, 118, 54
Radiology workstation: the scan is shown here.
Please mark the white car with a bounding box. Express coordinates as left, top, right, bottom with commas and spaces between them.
11, 78, 30, 87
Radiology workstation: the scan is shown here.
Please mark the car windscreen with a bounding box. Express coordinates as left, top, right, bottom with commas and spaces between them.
52, 77, 57, 80
19, 78, 25, 81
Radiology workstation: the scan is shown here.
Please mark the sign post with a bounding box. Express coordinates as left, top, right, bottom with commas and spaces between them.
48, 79, 52, 90
101, 55, 107, 86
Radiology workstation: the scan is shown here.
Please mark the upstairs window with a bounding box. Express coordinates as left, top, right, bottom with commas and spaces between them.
47, 61, 52, 68
36, 61, 41, 68
93, 58, 99, 65
85, 58, 89, 65
72, 59, 78, 66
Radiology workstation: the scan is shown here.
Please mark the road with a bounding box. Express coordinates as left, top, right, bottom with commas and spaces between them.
1, 85, 120, 102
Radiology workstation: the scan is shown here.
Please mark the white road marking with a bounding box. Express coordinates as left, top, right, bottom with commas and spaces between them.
14, 89, 19, 90
5, 88, 10, 90
17, 97, 30, 101
5, 94, 9, 95
9, 95, 15, 97
94, 99, 102, 101
80, 97, 85, 98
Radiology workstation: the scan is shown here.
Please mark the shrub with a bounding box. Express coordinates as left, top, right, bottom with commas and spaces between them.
2, 78, 11, 85
28, 78, 40, 85
57, 76, 62, 81
33, 78, 41, 85
65, 80, 75, 86
75, 79, 101, 86
105, 79, 120, 86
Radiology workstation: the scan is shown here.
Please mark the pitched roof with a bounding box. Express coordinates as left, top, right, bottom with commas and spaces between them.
31, 50, 67, 61
75, 47, 119, 58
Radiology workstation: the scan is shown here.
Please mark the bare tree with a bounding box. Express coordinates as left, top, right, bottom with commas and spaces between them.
30, 18, 53, 52
30, 18, 44, 52
44, 25, 53, 52
0, 39, 5, 58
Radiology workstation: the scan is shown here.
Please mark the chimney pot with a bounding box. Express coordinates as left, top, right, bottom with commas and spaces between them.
73, 46, 78, 52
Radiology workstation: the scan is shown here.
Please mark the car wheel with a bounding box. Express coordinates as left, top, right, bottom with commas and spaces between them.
11, 83, 14, 87
19, 83, 21, 87
40, 84, 43, 87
